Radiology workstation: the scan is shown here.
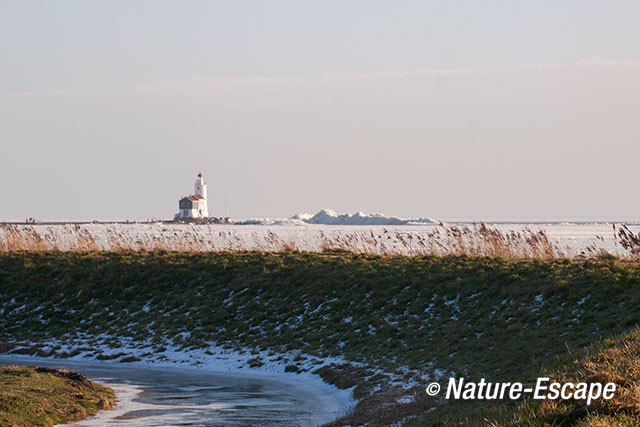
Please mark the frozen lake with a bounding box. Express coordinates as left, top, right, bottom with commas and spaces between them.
0, 356, 348, 427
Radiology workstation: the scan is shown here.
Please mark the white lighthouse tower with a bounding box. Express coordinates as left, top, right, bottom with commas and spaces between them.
194, 172, 209, 217
176, 172, 209, 220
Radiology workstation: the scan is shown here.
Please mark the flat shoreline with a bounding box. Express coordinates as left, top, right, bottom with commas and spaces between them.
0, 363, 114, 426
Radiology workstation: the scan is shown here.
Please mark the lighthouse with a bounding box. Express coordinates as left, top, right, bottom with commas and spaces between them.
194, 172, 209, 217
175, 172, 209, 219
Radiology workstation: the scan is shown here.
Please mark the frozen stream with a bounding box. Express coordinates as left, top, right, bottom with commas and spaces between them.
0, 356, 348, 426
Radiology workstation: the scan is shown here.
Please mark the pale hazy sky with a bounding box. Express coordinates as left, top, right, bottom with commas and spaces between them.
2, 1, 640, 221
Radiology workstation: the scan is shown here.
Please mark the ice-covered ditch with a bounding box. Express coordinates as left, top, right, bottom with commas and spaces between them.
1, 337, 356, 426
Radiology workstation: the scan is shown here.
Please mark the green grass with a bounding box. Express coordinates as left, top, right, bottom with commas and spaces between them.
0, 365, 114, 426
1, 251, 640, 424
510, 325, 640, 426
410, 326, 640, 426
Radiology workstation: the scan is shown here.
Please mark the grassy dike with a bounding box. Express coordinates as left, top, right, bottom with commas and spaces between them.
0, 365, 114, 426
1, 251, 640, 425
504, 326, 640, 426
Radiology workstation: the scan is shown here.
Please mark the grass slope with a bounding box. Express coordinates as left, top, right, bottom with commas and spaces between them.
462, 326, 640, 426
1, 251, 640, 424
0, 365, 114, 426
516, 326, 640, 426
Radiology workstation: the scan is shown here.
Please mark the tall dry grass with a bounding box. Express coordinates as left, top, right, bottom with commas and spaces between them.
315, 224, 563, 258
3, 222, 639, 259
616, 224, 640, 259
0, 222, 603, 259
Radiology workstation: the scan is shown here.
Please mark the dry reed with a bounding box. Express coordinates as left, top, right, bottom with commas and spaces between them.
2, 222, 631, 259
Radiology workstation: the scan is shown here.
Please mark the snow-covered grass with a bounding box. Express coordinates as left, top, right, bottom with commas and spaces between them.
2, 252, 640, 424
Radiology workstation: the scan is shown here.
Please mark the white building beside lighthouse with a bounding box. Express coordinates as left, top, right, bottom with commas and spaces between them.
176, 172, 209, 219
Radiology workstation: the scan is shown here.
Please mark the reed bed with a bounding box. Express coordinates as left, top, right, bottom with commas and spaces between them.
2, 222, 637, 259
